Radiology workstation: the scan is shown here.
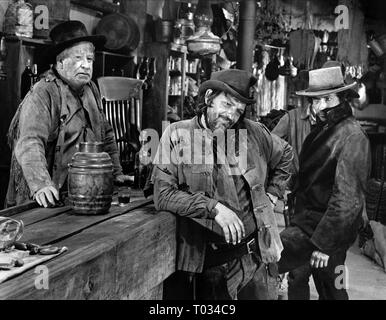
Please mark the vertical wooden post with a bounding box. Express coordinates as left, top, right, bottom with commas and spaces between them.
236, 0, 256, 72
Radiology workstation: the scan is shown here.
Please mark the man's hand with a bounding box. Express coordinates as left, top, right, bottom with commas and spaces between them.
34, 186, 59, 208
310, 250, 329, 268
213, 202, 245, 245
114, 174, 134, 184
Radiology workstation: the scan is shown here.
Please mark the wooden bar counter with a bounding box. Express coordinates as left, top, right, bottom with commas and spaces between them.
0, 192, 176, 300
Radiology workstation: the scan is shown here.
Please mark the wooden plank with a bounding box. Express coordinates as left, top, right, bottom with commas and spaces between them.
0, 201, 38, 218
71, 0, 119, 14
20, 199, 153, 245
10, 206, 71, 226
0, 208, 176, 300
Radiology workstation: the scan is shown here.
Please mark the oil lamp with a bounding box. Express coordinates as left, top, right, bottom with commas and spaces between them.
186, 0, 221, 56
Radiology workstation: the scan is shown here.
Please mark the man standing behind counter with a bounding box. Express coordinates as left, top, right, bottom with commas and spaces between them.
6, 21, 131, 208
153, 69, 294, 299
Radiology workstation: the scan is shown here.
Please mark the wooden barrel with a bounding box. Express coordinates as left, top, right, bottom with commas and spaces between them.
68, 142, 113, 215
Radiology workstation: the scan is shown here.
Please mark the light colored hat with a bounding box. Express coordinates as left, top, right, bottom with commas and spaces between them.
296, 65, 359, 98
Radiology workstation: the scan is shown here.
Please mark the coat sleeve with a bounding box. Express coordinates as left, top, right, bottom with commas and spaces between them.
311, 132, 371, 255
265, 132, 295, 199
14, 84, 57, 196
152, 124, 218, 219
271, 113, 290, 141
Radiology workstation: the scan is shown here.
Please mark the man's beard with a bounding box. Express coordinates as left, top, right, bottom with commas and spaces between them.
204, 108, 245, 131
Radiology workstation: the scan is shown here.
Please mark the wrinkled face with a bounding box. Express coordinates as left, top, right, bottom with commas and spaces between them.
206, 91, 246, 131
56, 42, 95, 89
311, 93, 340, 122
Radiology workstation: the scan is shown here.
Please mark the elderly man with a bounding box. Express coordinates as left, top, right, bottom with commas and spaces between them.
153, 69, 294, 300
278, 65, 371, 300
6, 21, 130, 208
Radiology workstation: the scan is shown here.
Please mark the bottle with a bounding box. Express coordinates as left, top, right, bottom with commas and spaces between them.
144, 57, 156, 90
147, 57, 156, 80
15, 0, 33, 38
20, 59, 33, 99
136, 56, 149, 80
32, 64, 38, 83
0, 37, 7, 80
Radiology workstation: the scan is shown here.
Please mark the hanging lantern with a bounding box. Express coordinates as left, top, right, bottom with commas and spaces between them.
186, 0, 221, 56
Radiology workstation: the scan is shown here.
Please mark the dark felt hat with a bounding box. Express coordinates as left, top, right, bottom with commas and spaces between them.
199, 69, 257, 104
47, 21, 106, 62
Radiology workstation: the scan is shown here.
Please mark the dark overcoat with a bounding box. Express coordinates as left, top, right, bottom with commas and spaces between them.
291, 102, 371, 255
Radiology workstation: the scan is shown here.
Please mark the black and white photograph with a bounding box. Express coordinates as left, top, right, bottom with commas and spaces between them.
0, 0, 385, 308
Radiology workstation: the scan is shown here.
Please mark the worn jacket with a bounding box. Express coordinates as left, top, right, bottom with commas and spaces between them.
153, 116, 294, 273
272, 106, 313, 189
272, 106, 313, 158
292, 102, 371, 256
6, 69, 122, 207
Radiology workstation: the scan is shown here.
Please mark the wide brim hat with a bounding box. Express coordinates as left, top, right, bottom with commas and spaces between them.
296, 61, 359, 98
47, 21, 106, 63
199, 69, 257, 104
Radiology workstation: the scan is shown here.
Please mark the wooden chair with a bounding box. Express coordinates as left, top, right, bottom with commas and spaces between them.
97, 77, 143, 174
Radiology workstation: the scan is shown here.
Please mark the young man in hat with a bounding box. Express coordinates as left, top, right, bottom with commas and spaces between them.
6, 21, 131, 208
278, 65, 371, 300
273, 61, 369, 300
152, 69, 294, 299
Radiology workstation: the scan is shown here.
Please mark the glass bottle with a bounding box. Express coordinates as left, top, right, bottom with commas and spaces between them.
20, 59, 33, 99
0, 36, 7, 80
137, 56, 149, 80
15, 0, 33, 38
147, 57, 156, 80
32, 63, 38, 83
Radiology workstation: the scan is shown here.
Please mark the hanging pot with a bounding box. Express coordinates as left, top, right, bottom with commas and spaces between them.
96, 13, 140, 52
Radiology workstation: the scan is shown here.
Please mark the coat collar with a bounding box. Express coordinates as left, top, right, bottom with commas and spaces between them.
324, 101, 353, 127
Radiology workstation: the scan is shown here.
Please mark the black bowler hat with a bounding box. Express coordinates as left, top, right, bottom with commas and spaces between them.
198, 69, 257, 104
47, 20, 106, 62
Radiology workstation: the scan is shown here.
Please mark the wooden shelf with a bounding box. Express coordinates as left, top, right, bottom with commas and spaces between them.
96, 51, 134, 59
170, 43, 188, 54
186, 72, 198, 78
1, 34, 51, 46
71, 0, 119, 14
169, 70, 182, 77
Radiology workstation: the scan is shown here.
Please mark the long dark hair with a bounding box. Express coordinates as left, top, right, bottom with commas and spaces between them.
195, 89, 222, 118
